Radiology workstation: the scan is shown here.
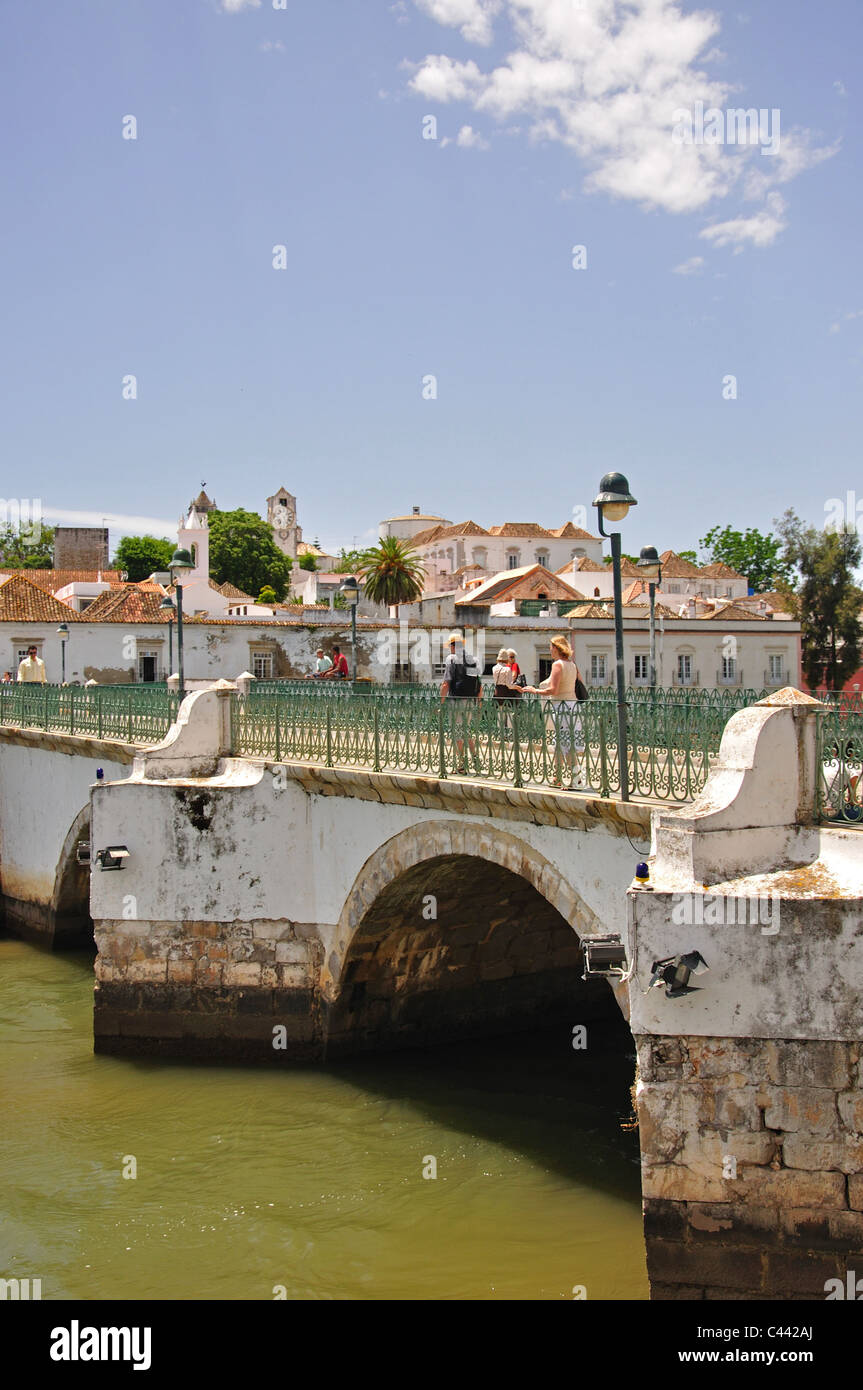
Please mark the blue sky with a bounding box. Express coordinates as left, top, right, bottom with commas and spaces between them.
1, 0, 859, 559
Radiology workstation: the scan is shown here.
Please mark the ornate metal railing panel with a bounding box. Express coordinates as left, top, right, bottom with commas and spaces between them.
0, 684, 180, 744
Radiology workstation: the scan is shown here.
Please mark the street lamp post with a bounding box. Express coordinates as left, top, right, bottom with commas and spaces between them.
159, 595, 176, 680
637, 546, 663, 690
339, 576, 359, 679
169, 548, 195, 701
593, 472, 638, 802
57, 623, 69, 685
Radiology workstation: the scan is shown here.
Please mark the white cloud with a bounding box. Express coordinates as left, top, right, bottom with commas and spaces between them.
673, 256, 705, 275
408, 0, 835, 245
834, 79, 847, 97
43, 508, 178, 539
700, 191, 787, 251
390, 1, 410, 23
259, 39, 285, 53
221, 0, 260, 10
456, 123, 490, 147
415, 0, 501, 46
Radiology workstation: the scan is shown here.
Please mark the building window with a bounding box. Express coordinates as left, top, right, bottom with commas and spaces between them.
667, 582, 680, 594
590, 654, 607, 684
507, 552, 520, 570
78, 597, 95, 612
769, 654, 784, 682
137, 649, 159, 683
252, 652, 274, 679
536, 551, 549, 568
16, 646, 41, 666
538, 657, 553, 683
634, 654, 649, 681
677, 654, 693, 685
721, 656, 737, 682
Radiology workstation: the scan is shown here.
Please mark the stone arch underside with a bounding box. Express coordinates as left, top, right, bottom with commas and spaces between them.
324, 819, 623, 1056
51, 806, 92, 947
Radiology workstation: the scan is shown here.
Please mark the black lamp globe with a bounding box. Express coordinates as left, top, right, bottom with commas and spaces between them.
593, 472, 638, 524
637, 545, 661, 582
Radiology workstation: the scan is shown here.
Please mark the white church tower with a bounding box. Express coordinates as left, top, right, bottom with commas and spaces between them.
177, 488, 215, 582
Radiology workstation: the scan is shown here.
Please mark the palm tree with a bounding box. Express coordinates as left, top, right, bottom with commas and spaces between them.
358, 537, 426, 619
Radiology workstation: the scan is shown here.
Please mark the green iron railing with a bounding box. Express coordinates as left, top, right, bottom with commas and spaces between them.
0, 684, 180, 744
817, 703, 863, 825
230, 688, 722, 800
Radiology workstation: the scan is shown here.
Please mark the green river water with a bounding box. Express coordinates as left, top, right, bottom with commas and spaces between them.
1, 935, 648, 1301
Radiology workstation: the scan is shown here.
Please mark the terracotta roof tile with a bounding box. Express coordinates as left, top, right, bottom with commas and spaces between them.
83, 585, 169, 622
0, 575, 82, 622
546, 523, 600, 540
659, 550, 702, 578
699, 561, 746, 580
0, 568, 124, 589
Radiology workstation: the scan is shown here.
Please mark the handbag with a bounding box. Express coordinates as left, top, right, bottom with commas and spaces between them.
574, 676, 588, 702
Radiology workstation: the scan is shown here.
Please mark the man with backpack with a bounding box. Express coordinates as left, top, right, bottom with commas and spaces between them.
440, 631, 482, 774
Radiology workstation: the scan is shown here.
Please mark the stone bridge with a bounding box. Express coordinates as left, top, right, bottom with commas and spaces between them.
2, 685, 863, 1300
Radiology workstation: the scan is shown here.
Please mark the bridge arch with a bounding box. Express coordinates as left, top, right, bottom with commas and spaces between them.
50, 805, 92, 947
323, 819, 623, 1055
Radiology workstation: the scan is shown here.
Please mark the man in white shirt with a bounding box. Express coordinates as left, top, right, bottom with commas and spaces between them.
313, 648, 333, 677
17, 646, 47, 683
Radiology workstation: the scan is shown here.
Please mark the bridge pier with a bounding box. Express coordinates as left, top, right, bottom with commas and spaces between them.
629, 689, 863, 1299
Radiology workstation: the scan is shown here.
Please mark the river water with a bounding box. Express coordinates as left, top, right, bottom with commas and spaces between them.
1, 935, 648, 1301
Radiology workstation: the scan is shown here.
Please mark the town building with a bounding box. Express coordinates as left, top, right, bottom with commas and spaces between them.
52, 526, 109, 571
405, 518, 604, 595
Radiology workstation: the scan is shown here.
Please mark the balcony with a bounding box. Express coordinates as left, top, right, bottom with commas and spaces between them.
630, 668, 651, 686
672, 669, 700, 688
764, 667, 786, 687
716, 668, 743, 687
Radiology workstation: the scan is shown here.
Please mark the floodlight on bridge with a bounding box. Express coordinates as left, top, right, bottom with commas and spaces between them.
95, 845, 130, 871
646, 951, 709, 998
581, 934, 629, 980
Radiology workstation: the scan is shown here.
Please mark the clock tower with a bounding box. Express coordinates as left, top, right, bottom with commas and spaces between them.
266, 487, 303, 560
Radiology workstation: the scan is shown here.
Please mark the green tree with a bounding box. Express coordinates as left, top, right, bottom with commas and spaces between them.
358, 537, 426, 619
112, 535, 174, 582
0, 520, 55, 569
334, 548, 365, 574
775, 509, 863, 690
208, 508, 293, 601
678, 549, 697, 564
298, 552, 317, 572
257, 585, 278, 606
699, 524, 791, 593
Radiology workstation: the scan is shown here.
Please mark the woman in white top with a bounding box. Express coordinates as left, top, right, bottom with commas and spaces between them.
492, 648, 519, 701
523, 635, 585, 788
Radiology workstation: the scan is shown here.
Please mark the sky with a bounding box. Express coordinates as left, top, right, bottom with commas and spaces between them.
1, 0, 860, 560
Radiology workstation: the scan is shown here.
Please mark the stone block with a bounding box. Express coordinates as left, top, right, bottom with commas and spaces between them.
688, 1037, 771, 1085
735, 1168, 846, 1209
641, 1198, 687, 1240
641, 1163, 728, 1204
768, 1040, 853, 1090
278, 963, 309, 988
649, 1283, 704, 1300
647, 1238, 763, 1292
194, 960, 224, 987
125, 959, 167, 984
838, 1091, 863, 1134
275, 941, 309, 965
763, 1087, 839, 1136
848, 1175, 863, 1211
224, 962, 262, 987
167, 959, 195, 985
764, 1250, 845, 1296
783, 1134, 863, 1173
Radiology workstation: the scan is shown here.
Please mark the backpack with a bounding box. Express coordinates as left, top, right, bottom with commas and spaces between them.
450, 656, 480, 697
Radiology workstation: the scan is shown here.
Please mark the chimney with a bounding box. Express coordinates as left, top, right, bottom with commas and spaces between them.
413, 505, 420, 515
